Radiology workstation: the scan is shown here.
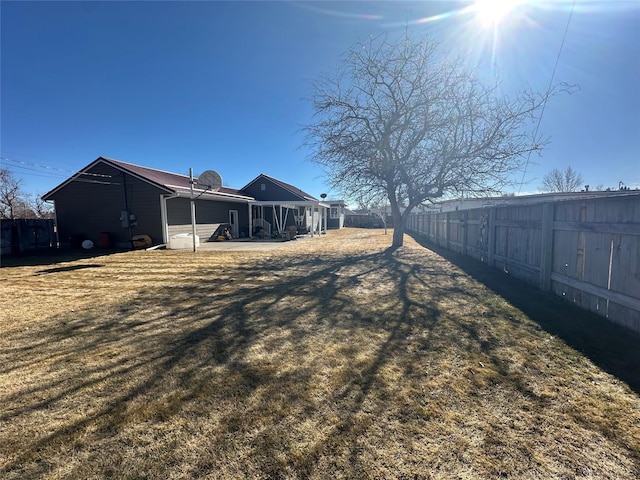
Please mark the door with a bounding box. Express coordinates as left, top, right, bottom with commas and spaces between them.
229, 210, 239, 238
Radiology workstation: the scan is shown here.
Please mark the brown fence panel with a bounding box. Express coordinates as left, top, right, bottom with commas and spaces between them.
407, 194, 640, 333
464, 209, 488, 262
492, 205, 543, 285
549, 197, 640, 331
447, 211, 464, 255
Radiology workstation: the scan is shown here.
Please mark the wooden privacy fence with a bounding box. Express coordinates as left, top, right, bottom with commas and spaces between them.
0, 219, 56, 256
406, 193, 640, 333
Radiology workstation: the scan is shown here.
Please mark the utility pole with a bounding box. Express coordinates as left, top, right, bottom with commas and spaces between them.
189, 167, 197, 252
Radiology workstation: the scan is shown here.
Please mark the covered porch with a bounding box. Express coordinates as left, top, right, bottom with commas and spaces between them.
248, 200, 329, 239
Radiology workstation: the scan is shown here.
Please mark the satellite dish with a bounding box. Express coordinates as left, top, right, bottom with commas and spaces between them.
197, 170, 222, 192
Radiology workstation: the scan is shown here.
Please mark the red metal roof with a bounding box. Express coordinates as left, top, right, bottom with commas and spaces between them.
105, 157, 243, 196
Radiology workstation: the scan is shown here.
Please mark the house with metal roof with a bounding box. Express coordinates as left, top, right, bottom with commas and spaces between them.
42, 157, 330, 249
240, 173, 330, 238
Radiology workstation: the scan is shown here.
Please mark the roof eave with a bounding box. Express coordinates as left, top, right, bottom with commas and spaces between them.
41, 156, 176, 200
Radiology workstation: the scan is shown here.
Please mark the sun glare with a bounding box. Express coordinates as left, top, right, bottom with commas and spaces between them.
474, 0, 520, 26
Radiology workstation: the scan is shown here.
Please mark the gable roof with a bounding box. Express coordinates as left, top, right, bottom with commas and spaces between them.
42, 156, 252, 201
240, 173, 318, 202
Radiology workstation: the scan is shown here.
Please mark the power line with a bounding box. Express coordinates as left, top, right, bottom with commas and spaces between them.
3, 163, 67, 178
1, 156, 113, 178
1, 156, 75, 174
518, 0, 576, 193
2, 160, 69, 178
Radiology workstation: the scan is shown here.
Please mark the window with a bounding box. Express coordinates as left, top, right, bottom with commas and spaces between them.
330, 207, 339, 219
260, 183, 266, 191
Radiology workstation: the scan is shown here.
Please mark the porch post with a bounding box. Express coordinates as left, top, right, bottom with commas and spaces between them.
311, 205, 315, 237
160, 195, 168, 244
323, 205, 327, 233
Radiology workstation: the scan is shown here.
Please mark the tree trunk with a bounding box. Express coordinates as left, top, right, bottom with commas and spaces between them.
392, 223, 404, 248
390, 205, 405, 248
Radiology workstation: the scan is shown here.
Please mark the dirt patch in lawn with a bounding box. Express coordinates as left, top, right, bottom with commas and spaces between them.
1, 228, 639, 479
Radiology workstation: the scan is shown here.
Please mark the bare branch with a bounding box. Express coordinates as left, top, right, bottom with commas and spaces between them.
540, 166, 584, 192
304, 33, 564, 247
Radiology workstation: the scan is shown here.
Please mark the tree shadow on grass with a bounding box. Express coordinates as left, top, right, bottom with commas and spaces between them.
1, 248, 127, 268
3, 241, 640, 479
35, 264, 104, 275
1, 247, 448, 478
410, 234, 640, 395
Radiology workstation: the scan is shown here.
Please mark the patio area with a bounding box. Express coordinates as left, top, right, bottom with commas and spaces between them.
196, 234, 321, 251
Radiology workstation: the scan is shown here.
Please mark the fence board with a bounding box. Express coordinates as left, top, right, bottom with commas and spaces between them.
407, 193, 640, 333
1, 219, 56, 256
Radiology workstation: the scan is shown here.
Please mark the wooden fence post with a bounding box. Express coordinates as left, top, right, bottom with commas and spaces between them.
487, 208, 496, 267
539, 202, 554, 291
445, 212, 450, 250
461, 212, 468, 257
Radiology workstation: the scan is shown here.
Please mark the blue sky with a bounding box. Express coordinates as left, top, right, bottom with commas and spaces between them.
2, 0, 639, 202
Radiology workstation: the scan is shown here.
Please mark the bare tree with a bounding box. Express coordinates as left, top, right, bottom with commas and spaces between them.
355, 190, 389, 234
305, 33, 559, 248
32, 194, 55, 219
0, 169, 52, 219
540, 166, 583, 193
0, 168, 23, 220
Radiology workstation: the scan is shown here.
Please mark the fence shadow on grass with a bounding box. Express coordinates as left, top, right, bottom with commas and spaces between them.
410, 234, 640, 395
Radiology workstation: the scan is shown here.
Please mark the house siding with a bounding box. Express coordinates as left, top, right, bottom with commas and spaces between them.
47, 163, 165, 247
166, 197, 250, 240
328, 203, 345, 229
241, 177, 304, 202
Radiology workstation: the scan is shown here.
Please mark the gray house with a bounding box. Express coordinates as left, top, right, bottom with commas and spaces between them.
240, 174, 329, 237
42, 157, 253, 248
42, 157, 331, 248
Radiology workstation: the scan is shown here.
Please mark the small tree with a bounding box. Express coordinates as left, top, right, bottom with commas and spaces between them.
356, 191, 389, 234
540, 166, 583, 193
305, 33, 558, 248
32, 194, 55, 219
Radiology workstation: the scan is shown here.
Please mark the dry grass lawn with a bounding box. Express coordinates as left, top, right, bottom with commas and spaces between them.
1, 228, 639, 479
